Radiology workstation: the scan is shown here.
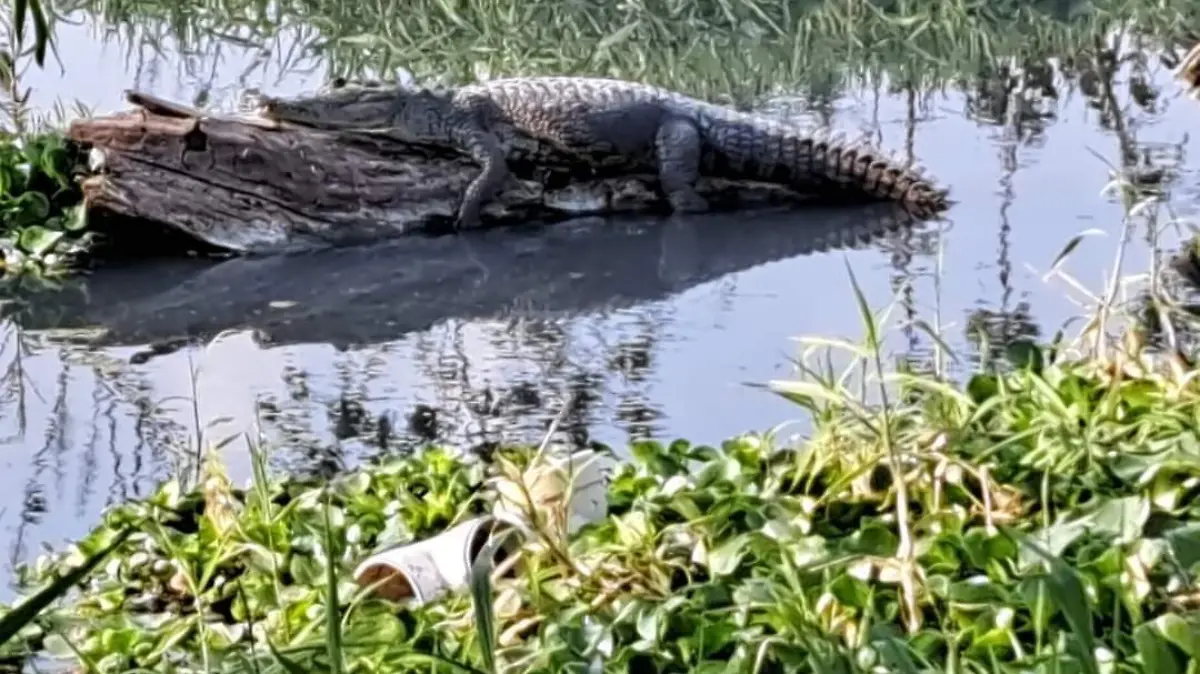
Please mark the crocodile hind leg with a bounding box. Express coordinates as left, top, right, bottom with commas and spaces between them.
449, 129, 511, 230
445, 98, 512, 230
654, 116, 710, 213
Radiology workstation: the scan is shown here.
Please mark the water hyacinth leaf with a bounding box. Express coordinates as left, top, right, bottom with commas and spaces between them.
1018, 518, 1090, 571
707, 534, 750, 576
966, 373, 999, 403
38, 144, 72, 186
15, 191, 50, 221
63, 205, 88, 232
17, 224, 62, 257
1147, 614, 1200, 657
1164, 523, 1200, 569
1087, 496, 1150, 543
1133, 623, 1187, 674
872, 633, 922, 674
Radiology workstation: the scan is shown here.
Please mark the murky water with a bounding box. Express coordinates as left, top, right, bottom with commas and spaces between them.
0, 15, 1197, 594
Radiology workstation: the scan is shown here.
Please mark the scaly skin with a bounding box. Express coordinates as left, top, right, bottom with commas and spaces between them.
258, 76, 952, 229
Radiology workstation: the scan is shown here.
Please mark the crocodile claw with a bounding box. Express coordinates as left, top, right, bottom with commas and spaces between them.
452, 209, 482, 231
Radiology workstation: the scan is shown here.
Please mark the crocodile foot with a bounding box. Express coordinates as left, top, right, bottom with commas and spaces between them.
667, 190, 710, 213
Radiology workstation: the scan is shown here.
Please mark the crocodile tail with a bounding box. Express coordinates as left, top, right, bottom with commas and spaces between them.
700, 115, 951, 218
805, 129, 951, 217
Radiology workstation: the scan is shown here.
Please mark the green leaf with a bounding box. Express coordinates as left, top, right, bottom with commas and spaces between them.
707, 534, 750, 576
966, 374, 999, 403
63, 205, 88, 232
1165, 523, 1200, 569
1133, 623, 1186, 674
17, 225, 62, 257
872, 634, 921, 674
14, 191, 50, 221
1148, 614, 1200, 657
1047, 229, 1105, 277
1087, 496, 1149, 543
1004, 339, 1043, 373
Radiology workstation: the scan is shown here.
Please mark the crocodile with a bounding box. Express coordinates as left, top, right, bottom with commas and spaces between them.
255, 76, 952, 229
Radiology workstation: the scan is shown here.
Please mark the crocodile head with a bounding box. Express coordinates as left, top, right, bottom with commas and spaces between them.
255, 85, 453, 135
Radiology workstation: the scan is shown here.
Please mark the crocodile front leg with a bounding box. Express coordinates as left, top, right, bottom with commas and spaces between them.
654, 116, 709, 213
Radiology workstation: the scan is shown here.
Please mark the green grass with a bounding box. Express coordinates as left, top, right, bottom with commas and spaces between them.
53, 0, 1200, 97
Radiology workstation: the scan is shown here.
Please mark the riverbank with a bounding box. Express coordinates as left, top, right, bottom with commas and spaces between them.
2, 283, 1198, 673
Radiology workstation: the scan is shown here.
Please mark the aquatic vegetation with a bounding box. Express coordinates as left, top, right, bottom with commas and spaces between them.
2, 283, 1199, 673
0, 131, 90, 277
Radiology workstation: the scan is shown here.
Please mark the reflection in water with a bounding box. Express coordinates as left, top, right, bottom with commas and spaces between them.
11, 207, 922, 347
3, 11, 1200, 598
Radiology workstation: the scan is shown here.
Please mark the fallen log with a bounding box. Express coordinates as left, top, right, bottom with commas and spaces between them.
1179, 40, 1200, 98
66, 91, 885, 255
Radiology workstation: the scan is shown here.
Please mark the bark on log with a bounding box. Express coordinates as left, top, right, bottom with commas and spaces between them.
1179, 41, 1200, 98
66, 92, 864, 254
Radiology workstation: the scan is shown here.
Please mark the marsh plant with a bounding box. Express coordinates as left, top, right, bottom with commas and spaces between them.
0, 132, 91, 276
1, 2, 93, 279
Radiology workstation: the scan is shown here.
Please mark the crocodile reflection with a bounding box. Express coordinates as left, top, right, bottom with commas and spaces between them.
8, 205, 929, 351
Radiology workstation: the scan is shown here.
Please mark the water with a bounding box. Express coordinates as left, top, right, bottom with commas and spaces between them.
0, 13, 1197, 595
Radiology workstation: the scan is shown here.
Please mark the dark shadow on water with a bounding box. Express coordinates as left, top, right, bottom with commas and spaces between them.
9, 205, 929, 350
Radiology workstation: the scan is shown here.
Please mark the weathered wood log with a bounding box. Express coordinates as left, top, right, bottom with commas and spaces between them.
12, 204, 927, 351
65, 92, 870, 254
1179, 41, 1200, 97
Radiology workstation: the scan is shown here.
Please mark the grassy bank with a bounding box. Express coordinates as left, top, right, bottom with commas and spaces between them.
1, 253, 1198, 672
52, 0, 1200, 97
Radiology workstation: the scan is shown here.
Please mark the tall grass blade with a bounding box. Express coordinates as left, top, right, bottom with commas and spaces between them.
468, 526, 518, 673
1007, 529, 1100, 674
266, 639, 309, 674
322, 494, 346, 674
0, 526, 133, 646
